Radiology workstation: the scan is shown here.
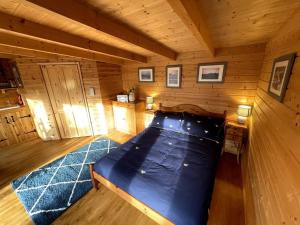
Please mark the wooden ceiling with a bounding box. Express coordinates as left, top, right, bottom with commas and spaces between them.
0, 0, 299, 63
198, 0, 300, 48
81, 0, 205, 53
81, 0, 300, 48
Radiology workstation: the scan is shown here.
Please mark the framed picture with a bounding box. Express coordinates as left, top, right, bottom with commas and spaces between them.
268, 53, 296, 102
138, 67, 155, 82
197, 62, 227, 83
166, 65, 182, 88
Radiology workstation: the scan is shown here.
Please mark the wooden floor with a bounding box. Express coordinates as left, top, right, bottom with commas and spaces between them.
0, 131, 244, 225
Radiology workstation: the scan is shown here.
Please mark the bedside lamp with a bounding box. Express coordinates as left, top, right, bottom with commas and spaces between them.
237, 105, 252, 124
146, 96, 154, 110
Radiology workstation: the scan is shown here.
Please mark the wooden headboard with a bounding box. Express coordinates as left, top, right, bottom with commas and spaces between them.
158, 103, 226, 119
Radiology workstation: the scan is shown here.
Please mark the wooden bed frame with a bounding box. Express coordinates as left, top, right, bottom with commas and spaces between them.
158, 103, 226, 118
89, 104, 226, 225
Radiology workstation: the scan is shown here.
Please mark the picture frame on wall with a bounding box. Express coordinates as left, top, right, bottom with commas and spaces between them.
166, 65, 182, 88
197, 62, 227, 83
268, 53, 296, 102
138, 67, 155, 82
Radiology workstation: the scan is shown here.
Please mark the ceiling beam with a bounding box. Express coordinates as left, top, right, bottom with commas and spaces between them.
0, 32, 124, 64
166, 0, 214, 56
27, 0, 177, 60
0, 53, 16, 59
0, 44, 60, 59
0, 12, 146, 63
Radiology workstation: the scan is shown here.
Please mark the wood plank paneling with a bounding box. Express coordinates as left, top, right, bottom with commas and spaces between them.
0, 32, 124, 64
198, 0, 300, 48
17, 60, 60, 140
79, 60, 105, 135
97, 62, 123, 99
16, 57, 110, 139
243, 9, 300, 225
122, 44, 265, 118
0, 12, 147, 63
16, 57, 125, 139
0, 0, 154, 56
26, 0, 177, 60
166, 0, 214, 55
41, 64, 93, 138
0, 0, 298, 58
42, 65, 79, 138
97, 62, 124, 132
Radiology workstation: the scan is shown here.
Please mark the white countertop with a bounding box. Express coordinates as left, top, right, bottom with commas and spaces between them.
0, 105, 21, 111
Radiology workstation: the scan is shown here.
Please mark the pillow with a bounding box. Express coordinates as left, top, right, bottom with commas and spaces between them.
150, 110, 183, 132
182, 112, 225, 141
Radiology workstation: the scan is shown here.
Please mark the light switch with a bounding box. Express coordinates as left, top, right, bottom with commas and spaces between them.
89, 87, 95, 96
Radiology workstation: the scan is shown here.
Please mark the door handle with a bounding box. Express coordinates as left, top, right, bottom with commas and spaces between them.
19, 114, 31, 119
24, 129, 36, 134
5, 117, 10, 124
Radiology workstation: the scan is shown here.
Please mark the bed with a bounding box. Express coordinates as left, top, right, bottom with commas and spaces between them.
89, 104, 226, 225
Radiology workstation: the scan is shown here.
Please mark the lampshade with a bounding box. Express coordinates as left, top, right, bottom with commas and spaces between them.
146, 96, 154, 104
237, 105, 252, 117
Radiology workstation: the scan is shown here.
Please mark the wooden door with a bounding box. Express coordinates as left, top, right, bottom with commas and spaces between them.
14, 108, 37, 142
41, 64, 92, 139
0, 108, 37, 147
0, 113, 19, 146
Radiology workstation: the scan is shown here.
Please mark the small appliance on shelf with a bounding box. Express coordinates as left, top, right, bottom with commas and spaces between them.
116, 87, 136, 103
128, 87, 136, 102
116, 94, 129, 103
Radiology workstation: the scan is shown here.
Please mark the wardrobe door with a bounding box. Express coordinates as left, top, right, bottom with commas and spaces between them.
63, 65, 92, 137
42, 64, 92, 139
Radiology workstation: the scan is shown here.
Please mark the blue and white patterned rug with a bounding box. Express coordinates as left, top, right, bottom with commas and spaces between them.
11, 137, 120, 225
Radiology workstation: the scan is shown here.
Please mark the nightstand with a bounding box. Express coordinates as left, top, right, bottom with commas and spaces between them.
224, 121, 249, 163
112, 101, 144, 135
136, 109, 155, 133
144, 110, 155, 128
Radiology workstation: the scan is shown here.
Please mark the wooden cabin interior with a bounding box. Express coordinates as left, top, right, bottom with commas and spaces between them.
0, 0, 300, 225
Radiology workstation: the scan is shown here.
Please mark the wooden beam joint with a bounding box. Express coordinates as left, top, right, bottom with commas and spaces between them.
167, 0, 215, 56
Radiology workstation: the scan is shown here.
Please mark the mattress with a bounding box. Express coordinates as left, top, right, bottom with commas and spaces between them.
93, 123, 223, 225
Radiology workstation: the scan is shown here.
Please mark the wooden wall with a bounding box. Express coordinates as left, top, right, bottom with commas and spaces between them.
16, 57, 114, 140
79, 60, 105, 135
97, 62, 123, 132
243, 9, 300, 225
97, 62, 123, 99
122, 44, 265, 118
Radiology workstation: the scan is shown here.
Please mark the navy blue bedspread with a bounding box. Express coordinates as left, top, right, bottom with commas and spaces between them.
94, 125, 223, 225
